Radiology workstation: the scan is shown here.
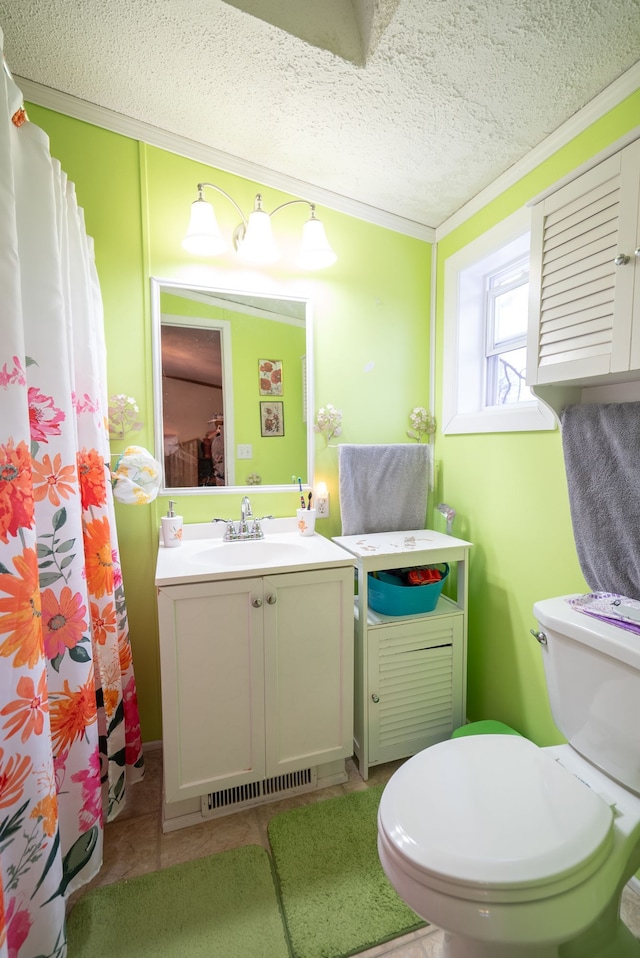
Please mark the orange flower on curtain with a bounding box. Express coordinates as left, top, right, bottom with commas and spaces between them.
0, 547, 43, 669
0, 439, 33, 543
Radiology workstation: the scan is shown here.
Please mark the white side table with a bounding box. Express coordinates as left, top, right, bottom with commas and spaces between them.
333, 529, 472, 780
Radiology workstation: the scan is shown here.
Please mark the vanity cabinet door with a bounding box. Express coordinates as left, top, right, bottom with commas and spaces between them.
158, 577, 265, 803
263, 567, 354, 775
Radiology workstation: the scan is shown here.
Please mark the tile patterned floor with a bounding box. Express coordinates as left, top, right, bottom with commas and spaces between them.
68, 747, 640, 957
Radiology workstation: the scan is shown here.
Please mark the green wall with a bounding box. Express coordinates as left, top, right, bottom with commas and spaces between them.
434, 89, 640, 744
27, 88, 639, 747
27, 104, 431, 740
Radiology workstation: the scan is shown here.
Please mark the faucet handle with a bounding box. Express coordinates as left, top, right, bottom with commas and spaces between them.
212, 517, 236, 539
251, 518, 263, 538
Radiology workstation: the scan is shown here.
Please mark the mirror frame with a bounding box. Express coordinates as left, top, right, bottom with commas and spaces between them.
150, 277, 315, 496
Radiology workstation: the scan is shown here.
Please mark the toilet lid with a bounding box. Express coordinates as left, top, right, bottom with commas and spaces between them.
379, 735, 614, 890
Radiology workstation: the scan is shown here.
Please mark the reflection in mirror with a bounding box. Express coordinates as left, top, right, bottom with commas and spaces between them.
151, 279, 314, 495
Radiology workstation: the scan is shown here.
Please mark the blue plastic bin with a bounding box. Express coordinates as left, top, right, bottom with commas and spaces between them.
367, 564, 449, 616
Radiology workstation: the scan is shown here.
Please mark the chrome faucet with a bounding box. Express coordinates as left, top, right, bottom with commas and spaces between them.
239, 496, 252, 535
212, 497, 273, 541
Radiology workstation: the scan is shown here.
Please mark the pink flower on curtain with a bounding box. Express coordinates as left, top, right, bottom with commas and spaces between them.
112, 549, 123, 590
0, 439, 34, 544
123, 675, 142, 765
27, 387, 65, 443
71, 746, 103, 829
0, 671, 49, 742
0, 356, 26, 388
32, 452, 76, 506
4, 897, 32, 958
40, 586, 88, 660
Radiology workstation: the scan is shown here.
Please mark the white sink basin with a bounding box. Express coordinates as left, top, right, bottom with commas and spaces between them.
155, 519, 355, 586
194, 539, 308, 568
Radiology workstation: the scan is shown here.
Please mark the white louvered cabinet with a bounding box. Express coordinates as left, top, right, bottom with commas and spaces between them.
527, 137, 640, 391
333, 530, 471, 781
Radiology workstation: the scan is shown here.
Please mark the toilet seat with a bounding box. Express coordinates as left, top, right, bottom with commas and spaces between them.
378, 735, 614, 903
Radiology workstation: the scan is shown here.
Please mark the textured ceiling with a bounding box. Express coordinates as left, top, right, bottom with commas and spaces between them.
1, 0, 639, 229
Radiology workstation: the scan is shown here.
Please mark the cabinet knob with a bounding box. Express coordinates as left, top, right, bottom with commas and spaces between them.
266, 594, 277, 605
614, 253, 630, 266
251, 597, 263, 608
635, 248, 640, 258
371, 693, 380, 703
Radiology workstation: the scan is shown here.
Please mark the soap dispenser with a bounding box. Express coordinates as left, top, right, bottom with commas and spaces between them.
161, 500, 183, 548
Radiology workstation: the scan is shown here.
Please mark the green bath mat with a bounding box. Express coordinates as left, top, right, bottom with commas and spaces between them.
268, 786, 426, 958
66, 844, 290, 958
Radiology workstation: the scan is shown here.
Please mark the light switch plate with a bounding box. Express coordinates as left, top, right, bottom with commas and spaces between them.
237, 444, 253, 459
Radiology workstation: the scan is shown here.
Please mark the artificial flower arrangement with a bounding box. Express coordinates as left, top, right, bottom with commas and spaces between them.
406, 406, 436, 442
314, 403, 343, 444
107, 394, 143, 440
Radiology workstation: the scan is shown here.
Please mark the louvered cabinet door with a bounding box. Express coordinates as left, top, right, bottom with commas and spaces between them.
367, 613, 464, 767
527, 139, 640, 386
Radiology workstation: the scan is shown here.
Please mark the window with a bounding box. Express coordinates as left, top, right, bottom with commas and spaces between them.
442, 208, 555, 434
485, 255, 532, 407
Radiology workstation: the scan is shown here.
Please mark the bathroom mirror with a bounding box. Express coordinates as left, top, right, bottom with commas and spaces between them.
150, 278, 314, 495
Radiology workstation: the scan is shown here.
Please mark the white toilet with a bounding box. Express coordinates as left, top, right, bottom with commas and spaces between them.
377, 595, 640, 957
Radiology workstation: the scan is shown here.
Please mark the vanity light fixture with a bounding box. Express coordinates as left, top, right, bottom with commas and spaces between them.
182, 182, 337, 270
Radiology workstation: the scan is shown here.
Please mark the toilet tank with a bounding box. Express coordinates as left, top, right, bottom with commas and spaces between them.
534, 596, 640, 795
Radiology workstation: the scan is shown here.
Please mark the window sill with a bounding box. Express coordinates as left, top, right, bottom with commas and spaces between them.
442, 401, 556, 435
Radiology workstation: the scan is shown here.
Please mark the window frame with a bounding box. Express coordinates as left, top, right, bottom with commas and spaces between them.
441, 207, 556, 435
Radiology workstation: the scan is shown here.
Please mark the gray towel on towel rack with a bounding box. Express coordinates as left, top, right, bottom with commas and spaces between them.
561, 402, 640, 600
338, 443, 429, 535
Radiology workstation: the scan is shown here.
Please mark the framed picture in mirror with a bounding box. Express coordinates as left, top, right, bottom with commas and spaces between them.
259, 359, 283, 395
260, 401, 284, 437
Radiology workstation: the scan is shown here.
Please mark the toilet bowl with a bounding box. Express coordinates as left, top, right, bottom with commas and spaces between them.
378, 734, 640, 957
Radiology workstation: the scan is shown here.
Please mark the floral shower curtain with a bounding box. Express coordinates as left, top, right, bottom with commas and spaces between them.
0, 36, 144, 958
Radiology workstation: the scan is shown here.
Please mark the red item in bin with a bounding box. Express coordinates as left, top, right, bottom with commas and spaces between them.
407, 567, 443, 586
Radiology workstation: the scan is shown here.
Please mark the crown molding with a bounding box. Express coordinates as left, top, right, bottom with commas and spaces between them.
16, 59, 639, 246
16, 75, 435, 243
436, 60, 640, 241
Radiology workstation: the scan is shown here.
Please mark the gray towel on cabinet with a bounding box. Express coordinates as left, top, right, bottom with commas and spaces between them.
561, 402, 640, 600
338, 443, 429, 535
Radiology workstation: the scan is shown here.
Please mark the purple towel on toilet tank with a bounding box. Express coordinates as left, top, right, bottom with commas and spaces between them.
561, 402, 640, 601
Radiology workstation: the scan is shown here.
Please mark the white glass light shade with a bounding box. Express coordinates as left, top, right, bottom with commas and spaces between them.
297, 216, 337, 270
237, 209, 280, 265
182, 199, 228, 256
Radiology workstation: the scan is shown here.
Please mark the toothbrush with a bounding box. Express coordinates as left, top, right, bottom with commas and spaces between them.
307, 492, 313, 510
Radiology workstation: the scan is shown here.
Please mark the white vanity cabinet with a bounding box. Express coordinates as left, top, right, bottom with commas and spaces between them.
527, 137, 640, 403
157, 563, 354, 807
333, 529, 472, 781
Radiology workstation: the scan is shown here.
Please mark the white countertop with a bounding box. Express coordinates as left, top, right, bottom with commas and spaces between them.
155, 518, 356, 586
332, 528, 472, 563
